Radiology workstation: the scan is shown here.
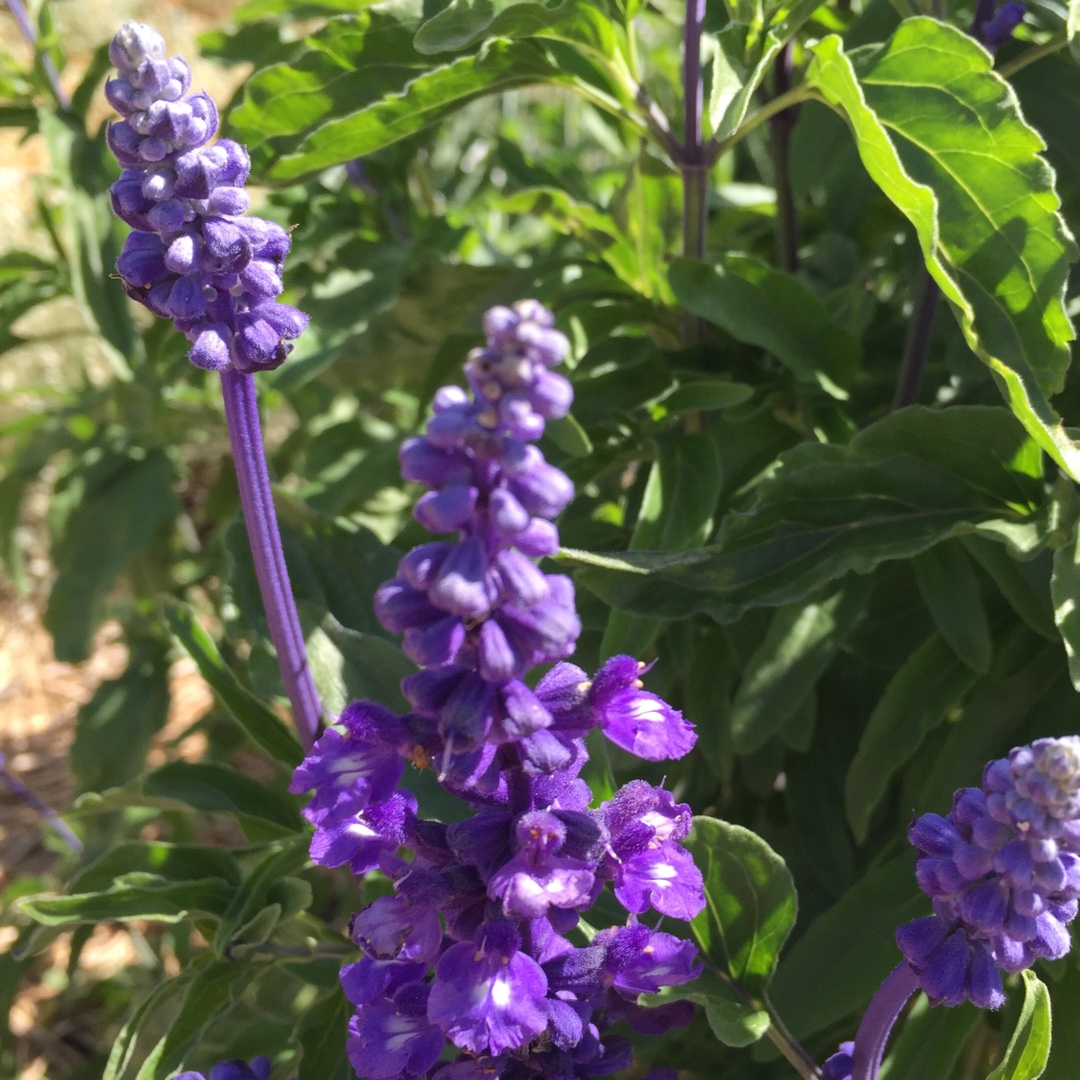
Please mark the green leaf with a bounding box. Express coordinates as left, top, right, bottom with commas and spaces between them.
70, 637, 171, 792
914, 637, 1064, 815
913, 541, 992, 673
414, 0, 619, 56
986, 970, 1051, 1080
669, 255, 858, 399
299, 605, 414, 716
212, 836, 311, 956
165, 601, 304, 768
544, 412, 594, 457
601, 432, 722, 658
229, 12, 567, 181
1041, 960, 1080, 1080
135, 961, 255, 1080
806, 20, 1080, 479
19, 877, 235, 926
661, 380, 754, 415
645, 968, 770, 1047
769, 853, 924, 1039
104, 975, 192, 1080
570, 407, 1045, 622
143, 761, 303, 830
295, 991, 352, 1080
44, 449, 178, 662
964, 537, 1057, 641
66, 841, 241, 895
1051, 523, 1080, 690
685, 816, 797, 993
845, 632, 979, 843
226, 495, 399, 641
500, 187, 671, 300
729, 576, 869, 754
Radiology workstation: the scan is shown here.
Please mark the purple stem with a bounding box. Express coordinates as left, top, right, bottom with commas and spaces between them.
681, 0, 708, 343
769, 45, 800, 274
892, 264, 940, 410
220, 369, 322, 751
851, 961, 920, 1080
4, 0, 68, 108
0, 752, 82, 853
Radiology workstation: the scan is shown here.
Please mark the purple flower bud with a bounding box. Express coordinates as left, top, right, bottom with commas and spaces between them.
415, 486, 479, 533
109, 22, 166, 71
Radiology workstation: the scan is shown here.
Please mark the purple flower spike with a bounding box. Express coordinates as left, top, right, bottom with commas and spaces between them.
897, 736, 1080, 1007
848, 739, 1080, 1080
106, 22, 306, 372
282, 297, 710, 1079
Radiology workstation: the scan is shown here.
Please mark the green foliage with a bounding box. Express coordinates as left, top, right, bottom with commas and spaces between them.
7, 0, 1080, 1076
985, 971, 1052, 1080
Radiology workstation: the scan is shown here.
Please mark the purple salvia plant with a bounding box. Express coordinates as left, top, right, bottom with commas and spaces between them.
105, 23, 322, 750
289, 301, 705, 1080
827, 736, 1080, 1080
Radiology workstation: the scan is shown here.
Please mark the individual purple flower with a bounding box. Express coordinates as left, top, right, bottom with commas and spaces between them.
588, 655, 697, 761
288, 701, 406, 826
821, 1042, 853, 1080
602, 781, 705, 920
106, 22, 306, 372
428, 922, 550, 1055
598, 923, 702, 997
347, 982, 444, 1080
486, 810, 598, 918
972, 0, 1025, 50
309, 790, 416, 874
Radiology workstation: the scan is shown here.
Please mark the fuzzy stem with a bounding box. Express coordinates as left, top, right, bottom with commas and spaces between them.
769, 45, 800, 274
220, 370, 321, 751
851, 962, 920, 1080
681, 0, 708, 344
4, 0, 68, 107
0, 752, 82, 853
892, 264, 940, 410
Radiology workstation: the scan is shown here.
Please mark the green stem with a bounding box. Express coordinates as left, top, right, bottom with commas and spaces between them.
705, 85, 818, 167
701, 962, 822, 1079
996, 30, 1068, 79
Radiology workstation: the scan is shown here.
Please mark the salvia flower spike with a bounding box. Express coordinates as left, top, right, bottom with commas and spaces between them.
290, 300, 705, 1079
106, 22, 322, 750
836, 736, 1080, 1080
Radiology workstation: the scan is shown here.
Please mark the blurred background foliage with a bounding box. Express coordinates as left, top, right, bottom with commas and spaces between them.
3, 0, 1080, 1077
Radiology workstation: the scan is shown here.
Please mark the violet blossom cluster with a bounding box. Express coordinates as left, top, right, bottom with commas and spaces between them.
106, 22, 306, 373
896, 736, 1080, 1009
177, 1058, 270, 1080
290, 301, 704, 1080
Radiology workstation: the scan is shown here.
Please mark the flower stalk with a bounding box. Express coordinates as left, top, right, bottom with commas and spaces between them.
104, 22, 322, 750
220, 370, 321, 750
